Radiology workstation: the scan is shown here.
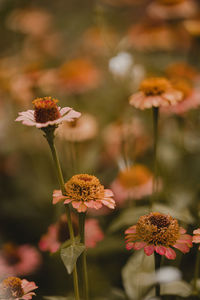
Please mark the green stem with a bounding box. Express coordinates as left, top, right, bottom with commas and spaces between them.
193, 246, 200, 295
154, 252, 162, 297
44, 128, 80, 300
79, 213, 89, 300
151, 107, 159, 208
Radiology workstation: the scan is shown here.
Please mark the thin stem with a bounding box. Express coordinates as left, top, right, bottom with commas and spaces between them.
154, 252, 162, 297
151, 107, 159, 208
193, 246, 200, 295
44, 129, 80, 300
79, 213, 89, 300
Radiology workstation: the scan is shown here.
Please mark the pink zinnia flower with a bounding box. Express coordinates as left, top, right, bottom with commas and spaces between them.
0, 276, 37, 300
15, 96, 81, 128
111, 164, 156, 206
39, 214, 104, 252
129, 77, 183, 110
53, 174, 115, 213
162, 78, 200, 114
125, 212, 192, 259
147, 0, 197, 20
0, 244, 41, 278
192, 228, 200, 250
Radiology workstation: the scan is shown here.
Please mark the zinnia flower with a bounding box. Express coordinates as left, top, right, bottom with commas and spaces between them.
15, 96, 81, 128
0, 244, 41, 278
53, 174, 115, 213
39, 214, 104, 252
57, 113, 98, 142
111, 164, 156, 206
125, 212, 192, 259
192, 228, 200, 249
129, 77, 183, 110
0, 276, 37, 300
147, 0, 197, 20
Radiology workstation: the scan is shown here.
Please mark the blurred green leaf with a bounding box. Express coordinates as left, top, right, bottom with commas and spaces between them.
160, 280, 192, 297
60, 241, 85, 274
153, 204, 194, 224
122, 250, 154, 300
108, 206, 149, 233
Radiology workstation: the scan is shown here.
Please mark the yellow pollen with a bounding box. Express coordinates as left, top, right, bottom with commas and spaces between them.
118, 165, 152, 189
32, 96, 61, 123
65, 174, 104, 202
135, 212, 180, 247
171, 78, 192, 99
140, 77, 171, 96
1, 277, 23, 298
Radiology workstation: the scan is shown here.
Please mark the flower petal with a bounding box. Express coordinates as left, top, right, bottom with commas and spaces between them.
173, 243, 190, 254
52, 190, 67, 204
144, 245, 154, 256
165, 247, 176, 260
133, 242, 146, 250
155, 245, 166, 255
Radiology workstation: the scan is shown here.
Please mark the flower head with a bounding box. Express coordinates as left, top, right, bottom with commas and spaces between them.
111, 164, 155, 206
129, 77, 183, 110
0, 244, 41, 278
125, 212, 192, 259
192, 228, 200, 250
57, 113, 98, 142
0, 276, 37, 300
39, 214, 104, 252
15, 96, 81, 128
53, 174, 115, 213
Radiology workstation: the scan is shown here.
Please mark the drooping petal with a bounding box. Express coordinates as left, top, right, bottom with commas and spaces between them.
104, 189, 114, 197
72, 201, 87, 212
53, 190, 67, 204
133, 242, 146, 250
173, 243, 190, 254
155, 245, 166, 255
193, 228, 200, 235
165, 247, 176, 260
144, 245, 154, 256
125, 225, 137, 234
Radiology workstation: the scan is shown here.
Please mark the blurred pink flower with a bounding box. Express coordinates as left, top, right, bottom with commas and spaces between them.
111, 164, 155, 206
58, 58, 101, 94
0, 244, 41, 278
125, 212, 192, 259
39, 214, 104, 252
192, 228, 200, 250
0, 276, 37, 300
53, 174, 115, 213
57, 113, 98, 142
147, 0, 197, 20
129, 77, 183, 110
15, 97, 81, 128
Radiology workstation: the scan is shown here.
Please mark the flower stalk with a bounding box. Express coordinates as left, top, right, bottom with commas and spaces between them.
43, 126, 80, 300
154, 252, 162, 297
79, 212, 89, 300
152, 107, 159, 206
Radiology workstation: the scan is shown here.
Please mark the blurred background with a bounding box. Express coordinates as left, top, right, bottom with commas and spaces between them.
1, 0, 200, 299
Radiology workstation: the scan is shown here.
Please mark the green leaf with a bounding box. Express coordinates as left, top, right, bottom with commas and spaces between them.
60, 241, 85, 274
108, 206, 149, 233
160, 280, 192, 297
122, 250, 154, 300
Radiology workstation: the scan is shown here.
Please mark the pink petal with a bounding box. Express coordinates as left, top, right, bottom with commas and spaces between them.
193, 228, 200, 235
21, 280, 38, 293
193, 236, 200, 243
179, 227, 186, 234
144, 245, 155, 256
64, 198, 72, 204
126, 242, 134, 250
53, 190, 67, 204
60, 107, 71, 115
173, 243, 190, 254
104, 189, 114, 197
155, 245, 166, 255
72, 201, 87, 212
125, 226, 137, 234
101, 198, 116, 209
165, 247, 176, 260
133, 242, 146, 250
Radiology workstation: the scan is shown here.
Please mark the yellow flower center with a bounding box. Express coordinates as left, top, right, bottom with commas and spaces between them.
118, 165, 152, 188
32, 96, 61, 123
171, 78, 192, 99
140, 77, 171, 96
65, 174, 104, 202
1, 277, 23, 298
136, 212, 180, 247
